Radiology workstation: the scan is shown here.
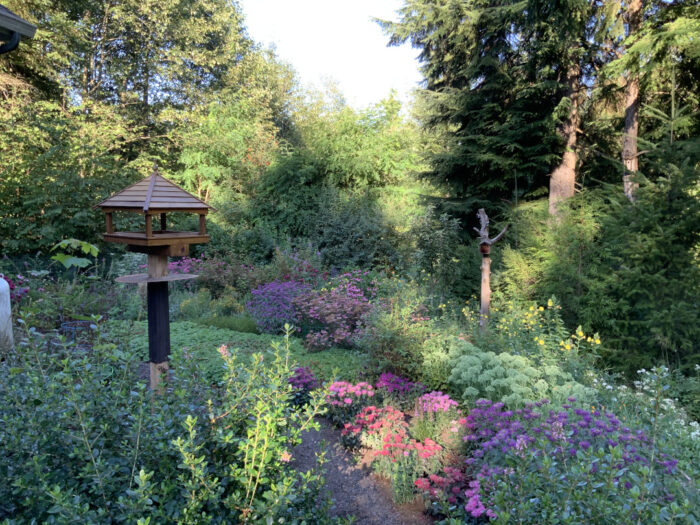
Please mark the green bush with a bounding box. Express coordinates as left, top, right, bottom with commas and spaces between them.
358, 279, 435, 378
1, 319, 337, 523
448, 339, 592, 407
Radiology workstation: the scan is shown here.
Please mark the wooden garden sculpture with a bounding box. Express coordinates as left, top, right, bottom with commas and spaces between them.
96, 165, 214, 391
474, 209, 508, 333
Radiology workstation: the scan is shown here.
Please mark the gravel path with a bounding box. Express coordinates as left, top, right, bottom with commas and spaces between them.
291, 418, 434, 525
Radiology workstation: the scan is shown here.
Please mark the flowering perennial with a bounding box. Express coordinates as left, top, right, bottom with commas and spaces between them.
326, 381, 375, 424
294, 270, 377, 350
375, 372, 425, 397
246, 280, 310, 333
288, 366, 319, 391
416, 391, 459, 413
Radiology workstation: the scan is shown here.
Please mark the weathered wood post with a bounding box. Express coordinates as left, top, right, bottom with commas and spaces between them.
474, 209, 508, 333
96, 165, 214, 391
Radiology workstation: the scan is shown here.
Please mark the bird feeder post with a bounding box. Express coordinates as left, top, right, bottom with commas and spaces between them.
147, 253, 170, 392
474, 209, 508, 333
96, 165, 214, 392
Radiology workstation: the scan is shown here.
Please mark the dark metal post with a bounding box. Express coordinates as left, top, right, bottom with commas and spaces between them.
147, 254, 170, 391
147, 282, 170, 363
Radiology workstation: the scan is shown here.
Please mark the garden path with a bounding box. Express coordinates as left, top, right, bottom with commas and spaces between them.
292, 418, 433, 525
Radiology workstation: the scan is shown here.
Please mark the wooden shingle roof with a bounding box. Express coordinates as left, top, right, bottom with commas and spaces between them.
98, 172, 214, 213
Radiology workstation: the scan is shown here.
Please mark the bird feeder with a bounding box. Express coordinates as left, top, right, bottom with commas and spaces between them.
0, 4, 36, 54
96, 165, 214, 390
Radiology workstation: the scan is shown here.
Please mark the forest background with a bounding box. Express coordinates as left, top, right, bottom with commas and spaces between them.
0, 0, 698, 378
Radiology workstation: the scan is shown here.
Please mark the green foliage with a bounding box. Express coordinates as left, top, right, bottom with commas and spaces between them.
409, 206, 465, 298
122, 320, 366, 383
358, 278, 436, 379
446, 300, 597, 407
0, 101, 140, 254
1, 317, 337, 523
195, 315, 259, 335
50, 239, 99, 270
448, 340, 592, 407
497, 143, 700, 376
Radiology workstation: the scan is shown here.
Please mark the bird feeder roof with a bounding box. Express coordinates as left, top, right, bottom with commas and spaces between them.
98, 172, 215, 214
0, 5, 37, 40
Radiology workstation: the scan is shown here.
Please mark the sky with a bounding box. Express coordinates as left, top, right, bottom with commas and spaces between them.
238, 0, 423, 109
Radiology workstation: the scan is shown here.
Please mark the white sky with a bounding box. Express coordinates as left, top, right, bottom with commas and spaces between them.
238, 0, 423, 109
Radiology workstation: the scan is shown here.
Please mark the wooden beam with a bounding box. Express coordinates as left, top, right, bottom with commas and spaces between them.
105, 212, 114, 234
145, 214, 152, 238
199, 214, 206, 235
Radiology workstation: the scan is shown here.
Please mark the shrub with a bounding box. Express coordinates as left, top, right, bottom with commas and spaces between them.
375, 372, 425, 410
448, 339, 593, 407
295, 270, 376, 350
358, 278, 435, 378
195, 314, 259, 334
246, 279, 311, 334
0, 318, 336, 523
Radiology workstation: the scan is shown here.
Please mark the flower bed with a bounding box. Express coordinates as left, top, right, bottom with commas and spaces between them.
324, 374, 698, 524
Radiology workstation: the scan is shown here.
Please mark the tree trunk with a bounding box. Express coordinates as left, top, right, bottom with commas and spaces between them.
622, 0, 643, 201
549, 63, 581, 216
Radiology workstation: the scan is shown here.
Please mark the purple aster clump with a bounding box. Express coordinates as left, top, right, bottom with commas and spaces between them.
376, 372, 425, 396
246, 280, 310, 334
289, 366, 319, 391
457, 398, 686, 522
288, 366, 319, 408
417, 391, 459, 414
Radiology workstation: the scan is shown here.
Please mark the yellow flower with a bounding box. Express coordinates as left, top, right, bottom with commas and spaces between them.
538, 306, 544, 311
595, 338, 601, 345
565, 344, 571, 350
577, 330, 584, 338
529, 305, 535, 311
538, 339, 545, 346
547, 299, 553, 307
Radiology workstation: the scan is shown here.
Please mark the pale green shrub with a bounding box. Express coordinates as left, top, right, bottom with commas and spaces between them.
448, 339, 592, 407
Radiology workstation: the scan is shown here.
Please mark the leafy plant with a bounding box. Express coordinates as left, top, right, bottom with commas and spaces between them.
1, 317, 337, 523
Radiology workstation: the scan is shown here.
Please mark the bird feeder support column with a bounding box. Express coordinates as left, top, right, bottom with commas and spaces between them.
147, 253, 170, 392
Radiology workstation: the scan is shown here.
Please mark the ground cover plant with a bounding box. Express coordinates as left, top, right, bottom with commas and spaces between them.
119, 320, 368, 383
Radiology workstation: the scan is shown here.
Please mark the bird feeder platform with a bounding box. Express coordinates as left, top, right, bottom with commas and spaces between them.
115, 273, 199, 284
